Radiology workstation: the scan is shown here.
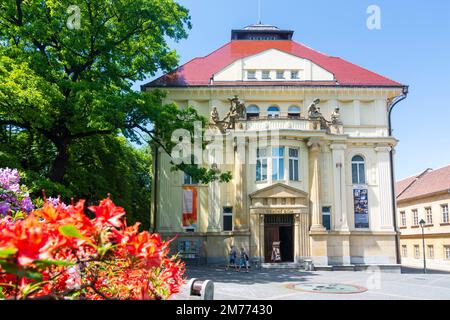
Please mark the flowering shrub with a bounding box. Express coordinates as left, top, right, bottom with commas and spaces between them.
0, 168, 34, 218
0, 197, 184, 300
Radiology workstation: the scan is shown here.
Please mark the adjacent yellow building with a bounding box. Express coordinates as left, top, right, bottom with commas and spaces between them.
144, 24, 408, 270
396, 165, 450, 271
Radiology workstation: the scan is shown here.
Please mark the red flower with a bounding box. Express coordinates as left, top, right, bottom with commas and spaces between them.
88, 198, 125, 228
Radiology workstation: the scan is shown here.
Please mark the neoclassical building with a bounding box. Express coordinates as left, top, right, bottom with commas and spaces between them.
143, 24, 408, 270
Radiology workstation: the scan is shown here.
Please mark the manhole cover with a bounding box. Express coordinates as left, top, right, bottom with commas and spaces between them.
286, 283, 367, 294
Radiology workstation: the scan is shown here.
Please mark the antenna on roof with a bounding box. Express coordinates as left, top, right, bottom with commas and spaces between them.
257, 0, 262, 24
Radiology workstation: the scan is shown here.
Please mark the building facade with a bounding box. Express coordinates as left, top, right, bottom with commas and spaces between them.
396, 166, 450, 271
144, 24, 407, 269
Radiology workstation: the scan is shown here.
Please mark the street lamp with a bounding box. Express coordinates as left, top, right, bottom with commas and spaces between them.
419, 219, 427, 274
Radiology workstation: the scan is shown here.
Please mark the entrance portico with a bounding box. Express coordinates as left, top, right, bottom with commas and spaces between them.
249, 183, 310, 263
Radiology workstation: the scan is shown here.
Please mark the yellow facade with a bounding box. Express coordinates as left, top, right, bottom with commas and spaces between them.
397, 192, 450, 271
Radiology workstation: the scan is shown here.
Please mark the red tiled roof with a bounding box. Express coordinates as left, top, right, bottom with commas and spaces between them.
144, 40, 404, 88
396, 165, 450, 201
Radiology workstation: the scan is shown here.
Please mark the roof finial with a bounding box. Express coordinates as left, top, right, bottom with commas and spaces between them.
258, 0, 262, 24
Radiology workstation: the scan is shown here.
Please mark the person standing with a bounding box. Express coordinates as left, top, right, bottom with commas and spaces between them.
225, 246, 237, 270
237, 247, 249, 273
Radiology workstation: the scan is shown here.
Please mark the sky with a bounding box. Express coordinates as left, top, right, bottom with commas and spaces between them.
133, 0, 450, 180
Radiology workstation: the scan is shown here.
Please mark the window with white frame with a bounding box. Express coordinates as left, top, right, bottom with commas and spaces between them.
400, 211, 406, 227
183, 172, 197, 185
351, 155, 366, 185
267, 106, 280, 119
291, 70, 299, 79
276, 70, 285, 79
246, 105, 260, 120
288, 148, 299, 181
426, 207, 433, 224
256, 148, 268, 181
272, 147, 285, 181
401, 245, 407, 257
445, 246, 450, 260
412, 209, 419, 226
223, 206, 233, 231
288, 106, 301, 119
414, 245, 420, 259
322, 207, 331, 231
247, 70, 256, 79
442, 204, 449, 223
262, 70, 271, 79
427, 245, 434, 259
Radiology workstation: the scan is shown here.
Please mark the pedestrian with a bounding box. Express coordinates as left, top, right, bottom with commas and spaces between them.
225, 246, 237, 270
237, 247, 249, 273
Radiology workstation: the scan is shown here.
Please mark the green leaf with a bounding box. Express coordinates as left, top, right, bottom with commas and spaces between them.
0, 247, 17, 258
33, 259, 75, 267
58, 225, 84, 239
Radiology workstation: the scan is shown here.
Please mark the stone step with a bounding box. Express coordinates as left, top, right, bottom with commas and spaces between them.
261, 262, 305, 269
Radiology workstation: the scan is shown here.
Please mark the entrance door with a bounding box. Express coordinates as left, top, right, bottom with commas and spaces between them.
264, 215, 294, 262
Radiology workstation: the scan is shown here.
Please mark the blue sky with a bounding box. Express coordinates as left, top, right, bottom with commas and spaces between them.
134, 0, 450, 180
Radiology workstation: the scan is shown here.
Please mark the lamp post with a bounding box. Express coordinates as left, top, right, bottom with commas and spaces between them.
419, 219, 427, 274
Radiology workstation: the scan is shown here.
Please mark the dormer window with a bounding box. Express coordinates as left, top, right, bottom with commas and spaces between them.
262, 70, 271, 80
247, 70, 256, 80
291, 71, 299, 79
276, 71, 285, 79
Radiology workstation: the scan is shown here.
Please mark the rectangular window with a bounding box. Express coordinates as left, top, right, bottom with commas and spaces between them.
276, 70, 285, 79
426, 207, 433, 224
445, 246, 450, 260
412, 209, 419, 226
401, 245, 407, 257
272, 147, 285, 181
183, 173, 197, 185
223, 206, 233, 231
291, 71, 299, 79
262, 70, 271, 79
288, 148, 299, 181
400, 211, 406, 227
442, 204, 449, 223
427, 245, 434, 259
256, 148, 268, 181
247, 70, 256, 79
322, 207, 331, 231
414, 245, 420, 259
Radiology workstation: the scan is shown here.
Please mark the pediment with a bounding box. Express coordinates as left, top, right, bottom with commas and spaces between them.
249, 183, 308, 199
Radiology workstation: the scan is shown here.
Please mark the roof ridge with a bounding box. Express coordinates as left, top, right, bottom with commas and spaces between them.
396, 168, 432, 199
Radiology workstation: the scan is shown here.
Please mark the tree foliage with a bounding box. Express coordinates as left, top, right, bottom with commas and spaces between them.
0, 0, 230, 227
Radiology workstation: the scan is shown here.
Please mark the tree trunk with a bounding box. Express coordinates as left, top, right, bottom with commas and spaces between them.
49, 139, 70, 183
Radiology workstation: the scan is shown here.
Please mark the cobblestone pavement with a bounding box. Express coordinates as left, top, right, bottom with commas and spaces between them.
172, 266, 450, 300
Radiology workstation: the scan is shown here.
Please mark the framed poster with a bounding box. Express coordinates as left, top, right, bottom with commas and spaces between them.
354, 188, 369, 228
182, 186, 197, 230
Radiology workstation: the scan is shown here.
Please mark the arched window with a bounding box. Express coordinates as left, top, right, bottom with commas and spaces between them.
246, 105, 259, 120
351, 155, 366, 185
288, 106, 301, 119
267, 106, 280, 119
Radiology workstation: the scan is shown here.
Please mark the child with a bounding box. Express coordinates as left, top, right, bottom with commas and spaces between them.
237, 247, 249, 273
225, 246, 237, 270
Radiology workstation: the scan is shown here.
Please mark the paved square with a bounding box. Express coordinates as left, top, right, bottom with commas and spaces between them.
172, 266, 450, 300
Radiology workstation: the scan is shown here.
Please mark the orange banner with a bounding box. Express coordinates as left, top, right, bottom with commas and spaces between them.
182, 186, 197, 228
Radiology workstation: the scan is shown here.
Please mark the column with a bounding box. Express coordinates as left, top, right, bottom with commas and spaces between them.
375, 145, 395, 230
330, 143, 349, 231
234, 137, 248, 230
308, 139, 326, 231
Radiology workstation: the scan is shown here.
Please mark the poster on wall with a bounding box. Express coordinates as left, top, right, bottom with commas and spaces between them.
182, 186, 197, 229
354, 188, 369, 228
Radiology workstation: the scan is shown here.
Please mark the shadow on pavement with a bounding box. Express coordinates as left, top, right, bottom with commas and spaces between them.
401, 266, 450, 275
183, 265, 318, 285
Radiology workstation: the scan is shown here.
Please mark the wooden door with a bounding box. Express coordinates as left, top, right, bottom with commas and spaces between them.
264, 225, 279, 262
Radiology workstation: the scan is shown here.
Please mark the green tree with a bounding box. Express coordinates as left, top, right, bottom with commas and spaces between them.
0, 0, 229, 186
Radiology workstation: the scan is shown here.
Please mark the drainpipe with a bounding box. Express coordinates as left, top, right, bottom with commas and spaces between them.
387, 85, 409, 265
151, 144, 159, 233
